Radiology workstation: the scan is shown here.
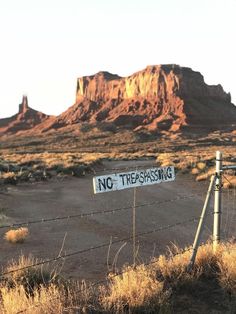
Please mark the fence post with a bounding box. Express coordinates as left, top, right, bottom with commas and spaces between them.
213, 151, 222, 252
187, 174, 216, 271
133, 187, 137, 266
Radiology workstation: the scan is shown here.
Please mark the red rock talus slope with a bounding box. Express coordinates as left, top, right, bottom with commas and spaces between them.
0, 96, 51, 135
50, 64, 235, 132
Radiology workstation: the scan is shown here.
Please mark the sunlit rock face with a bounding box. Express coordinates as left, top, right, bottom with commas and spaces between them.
1, 65, 235, 135
57, 64, 234, 132
77, 65, 229, 102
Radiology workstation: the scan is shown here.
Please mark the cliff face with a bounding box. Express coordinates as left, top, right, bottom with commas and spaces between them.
76, 65, 230, 102
0, 96, 51, 135
53, 64, 234, 132
1, 65, 235, 136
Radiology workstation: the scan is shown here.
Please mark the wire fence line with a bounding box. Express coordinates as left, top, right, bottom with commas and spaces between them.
15, 240, 210, 314
17, 236, 236, 313
222, 175, 236, 239
0, 194, 202, 230
0, 214, 205, 278
222, 174, 234, 186
1, 152, 236, 313
0, 183, 235, 314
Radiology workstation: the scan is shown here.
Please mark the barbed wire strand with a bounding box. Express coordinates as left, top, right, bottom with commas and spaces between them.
222, 174, 236, 238
15, 240, 210, 314
16, 239, 236, 314
16, 193, 236, 314
0, 194, 201, 230
228, 184, 236, 235
0, 214, 203, 278
224, 180, 230, 238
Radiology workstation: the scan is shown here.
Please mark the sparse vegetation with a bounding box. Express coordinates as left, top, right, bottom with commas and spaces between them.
0, 172, 17, 185
102, 265, 166, 313
1, 126, 236, 188
1, 242, 236, 313
217, 241, 236, 293
0, 283, 65, 314
1, 128, 236, 311
1, 145, 236, 189
4, 227, 29, 244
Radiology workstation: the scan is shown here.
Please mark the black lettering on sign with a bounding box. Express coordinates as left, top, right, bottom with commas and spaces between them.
98, 178, 107, 191
126, 174, 131, 185
131, 172, 136, 184
154, 169, 159, 181
150, 170, 156, 182
166, 167, 173, 179
140, 171, 144, 183
106, 177, 113, 189
162, 168, 168, 180
119, 174, 126, 185
144, 171, 148, 182
147, 171, 152, 182
160, 168, 167, 180
98, 177, 113, 191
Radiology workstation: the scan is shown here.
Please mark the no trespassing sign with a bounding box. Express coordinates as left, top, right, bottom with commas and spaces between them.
93, 166, 175, 194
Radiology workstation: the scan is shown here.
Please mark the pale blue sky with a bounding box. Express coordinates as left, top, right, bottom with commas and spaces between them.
0, 0, 235, 118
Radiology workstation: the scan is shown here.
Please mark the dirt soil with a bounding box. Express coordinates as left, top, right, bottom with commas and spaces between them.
0, 160, 235, 282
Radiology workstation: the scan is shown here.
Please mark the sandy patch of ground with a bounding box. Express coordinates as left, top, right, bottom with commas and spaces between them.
0, 160, 235, 282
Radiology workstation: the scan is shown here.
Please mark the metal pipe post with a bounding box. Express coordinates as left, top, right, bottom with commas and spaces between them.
213, 151, 222, 252
187, 174, 216, 271
133, 186, 137, 266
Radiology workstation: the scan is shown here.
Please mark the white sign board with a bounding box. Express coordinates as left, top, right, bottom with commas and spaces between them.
93, 166, 175, 194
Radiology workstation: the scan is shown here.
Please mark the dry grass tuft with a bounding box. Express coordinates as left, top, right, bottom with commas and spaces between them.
0, 255, 96, 313
217, 242, 236, 293
1, 254, 59, 295
152, 245, 191, 282
222, 175, 236, 189
1, 243, 236, 312
191, 167, 199, 175
196, 162, 207, 170
196, 168, 215, 182
102, 264, 165, 312
0, 172, 17, 184
4, 227, 29, 243
0, 283, 65, 314
0, 172, 16, 179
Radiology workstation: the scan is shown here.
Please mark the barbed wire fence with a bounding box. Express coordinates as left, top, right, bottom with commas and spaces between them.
0, 213, 204, 278
0, 151, 236, 313
15, 240, 211, 314
0, 194, 200, 230
0, 171, 210, 278
222, 173, 236, 240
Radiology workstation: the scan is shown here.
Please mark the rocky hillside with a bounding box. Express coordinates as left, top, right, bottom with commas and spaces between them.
1, 65, 235, 136
0, 96, 51, 135
48, 64, 236, 133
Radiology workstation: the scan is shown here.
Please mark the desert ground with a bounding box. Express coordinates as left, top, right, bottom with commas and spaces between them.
1, 158, 236, 283
1, 128, 236, 313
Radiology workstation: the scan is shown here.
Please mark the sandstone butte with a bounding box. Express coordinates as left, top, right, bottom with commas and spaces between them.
1, 64, 236, 135
0, 95, 51, 135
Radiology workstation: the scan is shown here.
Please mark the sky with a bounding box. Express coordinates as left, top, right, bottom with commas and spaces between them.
0, 0, 235, 118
